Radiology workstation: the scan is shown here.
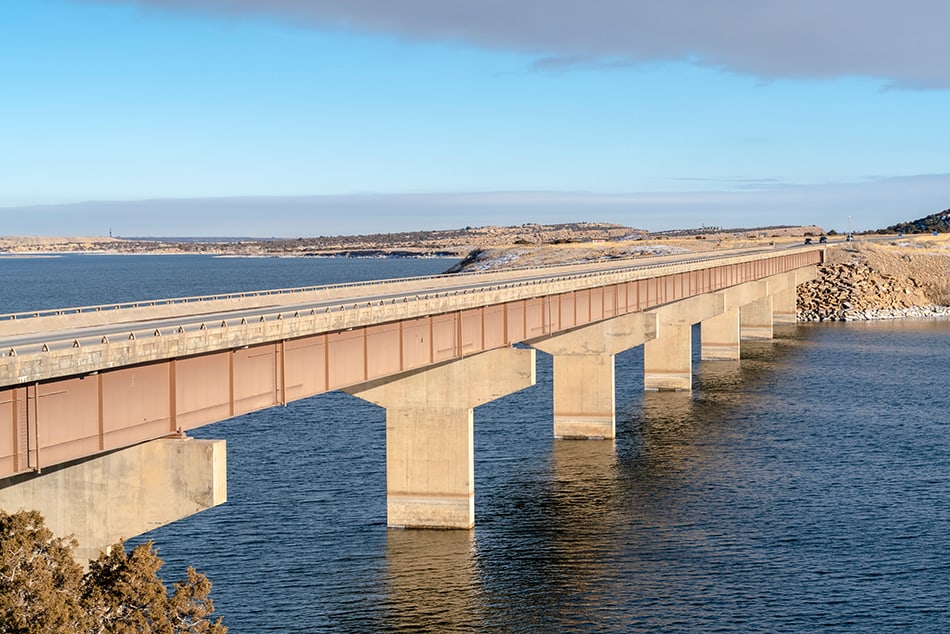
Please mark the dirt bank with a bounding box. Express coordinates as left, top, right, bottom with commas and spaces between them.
798, 236, 950, 320
444, 234, 950, 321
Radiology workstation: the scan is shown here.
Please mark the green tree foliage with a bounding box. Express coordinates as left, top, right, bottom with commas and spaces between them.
0, 510, 87, 633
885, 208, 950, 234
0, 510, 226, 634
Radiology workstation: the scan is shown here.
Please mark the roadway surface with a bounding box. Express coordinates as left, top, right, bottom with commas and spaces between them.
1, 244, 813, 356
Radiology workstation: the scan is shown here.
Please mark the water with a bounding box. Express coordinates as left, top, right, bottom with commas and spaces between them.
2, 255, 948, 632
0, 254, 450, 313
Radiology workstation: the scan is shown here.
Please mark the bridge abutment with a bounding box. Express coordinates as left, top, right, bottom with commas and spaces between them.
0, 436, 226, 562
345, 347, 535, 529
530, 313, 657, 439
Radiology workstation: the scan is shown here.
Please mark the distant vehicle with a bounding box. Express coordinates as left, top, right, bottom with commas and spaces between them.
804, 237, 813, 245
819, 236, 828, 244
846, 234, 854, 242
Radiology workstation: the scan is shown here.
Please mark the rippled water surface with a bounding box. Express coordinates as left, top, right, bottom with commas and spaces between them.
4, 255, 949, 632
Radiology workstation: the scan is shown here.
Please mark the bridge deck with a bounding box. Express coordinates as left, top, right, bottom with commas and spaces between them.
0, 246, 822, 478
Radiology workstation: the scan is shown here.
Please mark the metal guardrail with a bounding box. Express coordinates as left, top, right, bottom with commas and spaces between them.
0, 245, 820, 357
0, 245, 788, 322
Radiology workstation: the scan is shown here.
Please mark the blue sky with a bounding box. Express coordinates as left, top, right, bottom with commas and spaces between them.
2, 0, 949, 236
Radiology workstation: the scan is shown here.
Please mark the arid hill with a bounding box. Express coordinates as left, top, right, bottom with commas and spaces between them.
0, 223, 825, 257
0, 223, 642, 257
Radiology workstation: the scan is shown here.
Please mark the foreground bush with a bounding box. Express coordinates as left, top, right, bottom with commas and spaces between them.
0, 510, 226, 633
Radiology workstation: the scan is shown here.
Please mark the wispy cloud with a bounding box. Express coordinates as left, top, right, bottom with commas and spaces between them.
671, 177, 792, 191
87, 0, 950, 89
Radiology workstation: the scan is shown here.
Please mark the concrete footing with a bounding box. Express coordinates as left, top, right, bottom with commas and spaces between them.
0, 437, 226, 562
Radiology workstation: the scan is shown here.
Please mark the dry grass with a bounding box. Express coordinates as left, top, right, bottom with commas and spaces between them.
828, 235, 950, 305
452, 234, 806, 272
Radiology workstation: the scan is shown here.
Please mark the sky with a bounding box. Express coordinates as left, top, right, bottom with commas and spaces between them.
1, 0, 949, 237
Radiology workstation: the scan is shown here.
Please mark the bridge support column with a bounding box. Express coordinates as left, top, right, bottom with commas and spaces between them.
643, 323, 693, 391
0, 437, 226, 563
741, 295, 774, 339
772, 289, 797, 324
530, 313, 657, 439
767, 271, 799, 324
345, 347, 535, 529
645, 294, 724, 391
776, 267, 818, 324
700, 307, 740, 360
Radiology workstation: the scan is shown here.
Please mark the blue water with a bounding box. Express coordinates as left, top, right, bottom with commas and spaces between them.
0, 254, 450, 314
2, 255, 948, 632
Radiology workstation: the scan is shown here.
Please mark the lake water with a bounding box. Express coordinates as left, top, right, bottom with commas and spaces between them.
2, 255, 948, 632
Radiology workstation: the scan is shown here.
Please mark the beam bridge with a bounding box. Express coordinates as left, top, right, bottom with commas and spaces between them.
0, 247, 822, 558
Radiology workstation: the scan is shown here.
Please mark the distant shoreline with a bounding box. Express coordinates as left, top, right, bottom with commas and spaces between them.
0, 223, 825, 259
0, 253, 65, 259
0, 250, 462, 260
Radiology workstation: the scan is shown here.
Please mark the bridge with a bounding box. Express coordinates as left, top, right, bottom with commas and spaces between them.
0, 246, 822, 560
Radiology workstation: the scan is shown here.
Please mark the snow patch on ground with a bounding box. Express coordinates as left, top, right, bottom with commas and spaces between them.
624, 245, 691, 256
464, 249, 528, 272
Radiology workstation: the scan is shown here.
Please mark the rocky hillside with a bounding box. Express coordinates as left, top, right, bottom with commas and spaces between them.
798, 237, 950, 320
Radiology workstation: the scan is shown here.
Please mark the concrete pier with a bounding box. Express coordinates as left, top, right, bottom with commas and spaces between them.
772, 286, 798, 324
740, 295, 774, 340
645, 294, 724, 391
643, 322, 694, 391
700, 306, 741, 361
346, 347, 535, 529
531, 312, 657, 439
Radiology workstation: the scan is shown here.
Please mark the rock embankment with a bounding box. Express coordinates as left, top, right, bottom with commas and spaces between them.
798, 240, 950, 321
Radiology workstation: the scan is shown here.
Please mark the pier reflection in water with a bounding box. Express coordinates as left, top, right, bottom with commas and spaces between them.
383, 530, 482, 632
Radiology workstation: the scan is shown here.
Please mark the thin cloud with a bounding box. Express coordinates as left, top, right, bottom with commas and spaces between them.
2, 174, 948, 236
87, 0, 950, 88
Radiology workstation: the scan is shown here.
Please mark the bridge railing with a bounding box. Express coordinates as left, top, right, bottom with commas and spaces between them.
0, 244, 791, 323
0, 275, 444, 321
0, 246, 823, 359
